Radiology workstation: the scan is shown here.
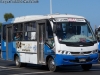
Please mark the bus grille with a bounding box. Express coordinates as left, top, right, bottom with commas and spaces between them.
71, 51, 92, 55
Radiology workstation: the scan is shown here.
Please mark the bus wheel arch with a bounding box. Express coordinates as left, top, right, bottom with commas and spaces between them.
46, 55, 53, 65
14, 54, 27, 67
14, 54, 18, 61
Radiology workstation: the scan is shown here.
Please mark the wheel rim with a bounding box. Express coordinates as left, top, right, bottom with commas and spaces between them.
49, 59, 56, 71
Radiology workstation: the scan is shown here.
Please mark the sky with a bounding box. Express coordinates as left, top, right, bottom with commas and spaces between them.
0, 0, 100, 29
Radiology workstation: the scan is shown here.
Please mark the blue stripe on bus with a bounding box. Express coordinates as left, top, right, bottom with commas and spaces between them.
1, 41, 17, 60
44, 44, 55, 60
3, 18, 15, 25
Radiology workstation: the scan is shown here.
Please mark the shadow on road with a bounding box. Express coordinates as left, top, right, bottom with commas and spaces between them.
6, 63, 100, 72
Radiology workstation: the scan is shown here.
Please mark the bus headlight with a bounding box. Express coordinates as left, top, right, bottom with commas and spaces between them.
58, 50, 69, 54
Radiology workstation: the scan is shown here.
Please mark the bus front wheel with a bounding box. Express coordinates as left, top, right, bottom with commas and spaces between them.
0, 51, 2, 58
98, 53, 100, 63
48, 57, 59, 72
81, 64, 92, 71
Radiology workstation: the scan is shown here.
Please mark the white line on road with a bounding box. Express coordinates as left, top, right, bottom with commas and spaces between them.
0, 68, 20, 72
90, 69, 100, 71
93, 64, 100, 66
0, 66, 21, 70
10, 71, 52, 75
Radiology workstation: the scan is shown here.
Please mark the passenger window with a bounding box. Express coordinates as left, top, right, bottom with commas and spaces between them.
3, 25, 6, 41
24, 22, 36, 31
13, 23, 23, 41
13, 23, 23, 31
13, 32, 23, 41
24, 32, 36, 41
24, 22, 37, 41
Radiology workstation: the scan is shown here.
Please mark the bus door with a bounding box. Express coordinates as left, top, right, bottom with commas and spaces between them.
6, 25, 13, 60
37, 20, 46, 64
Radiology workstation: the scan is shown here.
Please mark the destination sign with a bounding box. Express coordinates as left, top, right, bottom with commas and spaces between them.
53, 18, 86, 22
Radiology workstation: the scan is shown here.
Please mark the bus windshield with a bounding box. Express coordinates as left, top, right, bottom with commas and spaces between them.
54, 22, 96, 43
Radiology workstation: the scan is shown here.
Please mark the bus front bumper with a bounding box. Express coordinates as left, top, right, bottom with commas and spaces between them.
54, 53, 98, 66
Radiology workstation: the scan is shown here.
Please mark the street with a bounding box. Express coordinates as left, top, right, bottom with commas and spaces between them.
0, 59, 100, 75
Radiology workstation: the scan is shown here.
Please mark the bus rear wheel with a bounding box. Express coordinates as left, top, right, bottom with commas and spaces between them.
48, 57, 58, 72
15, 56, 27, 67
15, 56, 21, 67
81, 64, 92, 71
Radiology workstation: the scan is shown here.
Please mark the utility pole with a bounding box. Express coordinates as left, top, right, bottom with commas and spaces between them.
50, 0, 52, 14
95, 25, 96, 30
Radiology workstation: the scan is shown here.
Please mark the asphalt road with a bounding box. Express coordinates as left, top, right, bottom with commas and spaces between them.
0, 59, 100, 75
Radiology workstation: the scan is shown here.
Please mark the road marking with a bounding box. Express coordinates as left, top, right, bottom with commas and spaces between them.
0, 68, 20, 71
0, 66, 21, 70
0, 58, 13, 61
10, 71, 52, 75
90, 69, 100, 71
93, 64, 100, 66
0, 66, 7, 68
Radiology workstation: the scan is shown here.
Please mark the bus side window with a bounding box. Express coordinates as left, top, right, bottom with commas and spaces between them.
14, 32, 23, 41
3, 25, 6, 41
13, 23, 23, 31
24, 22, 37, 41
13, 23, 23, 41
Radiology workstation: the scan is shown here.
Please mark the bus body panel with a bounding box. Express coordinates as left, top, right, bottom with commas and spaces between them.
53, 40, 98, 66
54, 53, 98, 66
14, 41, 38, 64
8, 42, 13, 60
1, 41, 6, 59
57, 43, 98, 54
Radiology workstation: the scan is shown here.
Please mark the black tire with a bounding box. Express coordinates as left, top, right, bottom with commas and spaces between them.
15, 56, 22, 67
0, 51, 2, 58
81, 64, 92, 71
48, 57, 59, 72
98, 53, 100, 63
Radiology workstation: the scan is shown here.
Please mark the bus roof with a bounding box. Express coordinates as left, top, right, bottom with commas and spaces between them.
3, 13, 85, 25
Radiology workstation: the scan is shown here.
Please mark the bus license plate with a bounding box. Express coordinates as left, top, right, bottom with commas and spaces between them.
79, 59, 86, 62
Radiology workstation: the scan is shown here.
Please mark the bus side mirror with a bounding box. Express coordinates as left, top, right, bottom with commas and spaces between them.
95, 28, 98, 38
53, 25, 56, 33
